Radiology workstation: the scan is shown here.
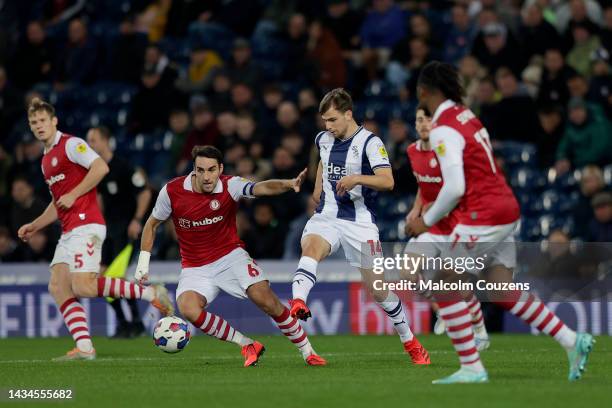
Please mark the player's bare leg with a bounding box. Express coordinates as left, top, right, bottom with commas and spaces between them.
290, 234, 330, 320
49, 264, 96, 361
177, 291, 262, 367
361, 267, 430, 364
248, 281, 326, 366
485, 265, 594, 381
70, 273, 174, 316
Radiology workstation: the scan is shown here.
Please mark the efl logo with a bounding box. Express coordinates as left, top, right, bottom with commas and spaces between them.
46, 173, 66, 186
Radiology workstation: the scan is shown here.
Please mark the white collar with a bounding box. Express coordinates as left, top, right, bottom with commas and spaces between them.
415, 139, 432, 152
44, 131, 63, 154
184, 172, 224, 194
432, 99, 456, 124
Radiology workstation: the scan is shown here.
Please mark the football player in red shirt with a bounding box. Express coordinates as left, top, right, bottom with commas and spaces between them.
404, 106, 489, 348
407, 61, 594, 383
135, 145, 326, 367
18, 98, 173, 361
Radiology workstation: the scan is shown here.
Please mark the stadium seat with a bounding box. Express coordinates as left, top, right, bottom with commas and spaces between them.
604, 164, 612, 186
188, 22, 236, 60
510, 166, 547, 191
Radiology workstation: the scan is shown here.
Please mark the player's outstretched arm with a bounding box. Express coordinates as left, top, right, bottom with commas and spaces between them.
135, 215, 163, 284
336, 167, 394, 196
252, 168, 308, 196
312, 161, 323, 205
17, 202, 58, 242
56, 157, 109, 209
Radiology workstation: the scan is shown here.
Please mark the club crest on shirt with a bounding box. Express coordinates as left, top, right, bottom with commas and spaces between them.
351, 145, 359, 158
76, 143, 87, 153
435, 142, 446, 157
51, 157, 58, 167
429, 158, 437, 168
178, 218, 191, 229
210, 199, 220, 210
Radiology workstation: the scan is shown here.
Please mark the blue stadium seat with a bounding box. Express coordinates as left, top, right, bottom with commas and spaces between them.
495, 141, 537, 168
604, 164, 612, 186
188, 22, 235, 60
547, 168, 580, 191
510, 166, 546, 191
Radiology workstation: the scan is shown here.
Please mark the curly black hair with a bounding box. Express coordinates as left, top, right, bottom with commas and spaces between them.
417, 61, 465, 104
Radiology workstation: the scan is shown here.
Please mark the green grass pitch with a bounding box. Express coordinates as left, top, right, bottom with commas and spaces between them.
0, 335, 609, 408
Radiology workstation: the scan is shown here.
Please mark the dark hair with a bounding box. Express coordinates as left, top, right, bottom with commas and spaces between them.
27, 97, 55, 117
12, 174, 31, 186
416, 104, 431, 117
91, 126, 112, 140
319, 88, 353, 114
417, 61, 465, 103
192, 145, 223, 165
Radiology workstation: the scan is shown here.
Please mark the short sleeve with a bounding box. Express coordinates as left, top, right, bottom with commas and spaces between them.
429, 126, 465, 168
227, 176, 256, 201
151, 185, 172, 221
65, 137, 100, 169
365, 136, 391, 170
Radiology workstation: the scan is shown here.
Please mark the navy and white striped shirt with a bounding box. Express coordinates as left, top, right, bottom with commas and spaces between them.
315, 126, 391, 223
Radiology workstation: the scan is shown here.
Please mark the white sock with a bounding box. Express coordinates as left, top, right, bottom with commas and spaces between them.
377, 292, 414, 342
292, 256, 318, 301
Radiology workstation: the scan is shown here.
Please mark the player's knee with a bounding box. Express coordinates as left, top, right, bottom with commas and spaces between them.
70, 281, 88, 298
301, 239, 328, 261
70, 276, 96, 298
48, 279, 61, 298
177, 296, 203, 322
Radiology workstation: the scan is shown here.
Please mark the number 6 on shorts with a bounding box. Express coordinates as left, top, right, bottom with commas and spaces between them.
247, 263, 260, 277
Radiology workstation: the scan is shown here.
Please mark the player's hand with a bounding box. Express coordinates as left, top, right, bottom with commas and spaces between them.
135, 251, 151, 285
336, 175, 359, 196
291, 168, 308, 192
17, 223, 37, 242
127, 219, 142, 240
56, 192, 77, 210
404, 208, 420, 234
406, 217, 429, 237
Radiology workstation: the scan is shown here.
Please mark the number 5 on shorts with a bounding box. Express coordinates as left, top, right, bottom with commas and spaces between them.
247, 263, 260, 277
74, 253, 83, 269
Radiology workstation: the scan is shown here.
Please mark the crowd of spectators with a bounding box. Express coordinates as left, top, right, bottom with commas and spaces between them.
1, 0, 611, 266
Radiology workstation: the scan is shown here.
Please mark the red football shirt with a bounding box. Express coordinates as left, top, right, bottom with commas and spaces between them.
426, 101, 520, 227
407, 141, 457, 235
40, 131, 105, 233
152, 173, 256, 268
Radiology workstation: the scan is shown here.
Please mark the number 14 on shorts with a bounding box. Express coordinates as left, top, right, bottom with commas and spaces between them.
366, 240, 382, 256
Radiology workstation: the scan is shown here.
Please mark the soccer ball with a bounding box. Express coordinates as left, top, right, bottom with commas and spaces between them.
153, 316, 191, 353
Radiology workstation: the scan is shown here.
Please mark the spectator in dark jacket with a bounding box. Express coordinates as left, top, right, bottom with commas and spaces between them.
589, 192, 612, 242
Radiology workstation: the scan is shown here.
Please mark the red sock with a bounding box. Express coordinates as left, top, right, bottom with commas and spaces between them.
437, 299, 484, 371
465, 294, 485, 329
192, 310, 247, 345
59, 298, 92, 351
273, 307, 312, 354
97, 277, 143, 299
494, 290, 576, 349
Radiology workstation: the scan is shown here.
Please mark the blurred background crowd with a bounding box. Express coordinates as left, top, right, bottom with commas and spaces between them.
1, 0, 612, 266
